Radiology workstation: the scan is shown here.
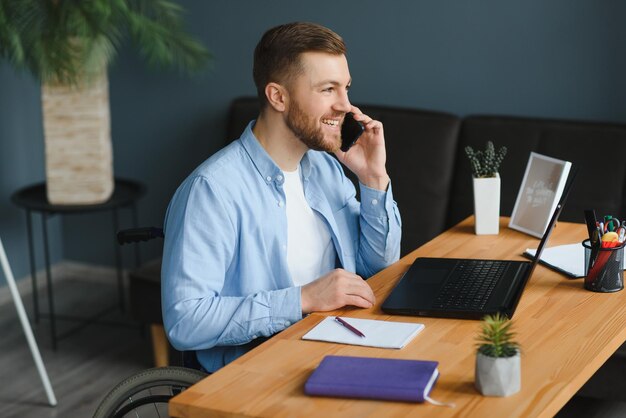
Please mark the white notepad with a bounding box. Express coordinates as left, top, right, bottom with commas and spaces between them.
302, 316, 424, 349
524, 242, 626, 278
524, 243, 585, 278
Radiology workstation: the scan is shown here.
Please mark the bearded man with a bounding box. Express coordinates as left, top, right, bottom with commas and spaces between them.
162, 22, 401, 373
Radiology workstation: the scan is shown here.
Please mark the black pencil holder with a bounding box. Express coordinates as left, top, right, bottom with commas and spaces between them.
582, 239, 625, 293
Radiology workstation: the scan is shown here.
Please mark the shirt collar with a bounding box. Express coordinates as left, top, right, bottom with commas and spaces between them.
240, 120, 313, 184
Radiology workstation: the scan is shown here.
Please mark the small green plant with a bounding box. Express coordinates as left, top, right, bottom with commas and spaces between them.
476, 313, 519, 358
465, 141, 507, 178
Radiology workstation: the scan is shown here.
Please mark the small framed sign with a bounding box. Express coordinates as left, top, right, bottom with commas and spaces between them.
509, 152, 572, 238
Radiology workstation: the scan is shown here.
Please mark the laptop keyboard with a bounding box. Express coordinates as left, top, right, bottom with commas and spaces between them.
435, 260, 508, 310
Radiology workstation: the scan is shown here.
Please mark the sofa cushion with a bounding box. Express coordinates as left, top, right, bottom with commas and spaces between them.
447, 115, 626, 229
359, 105, 461, 254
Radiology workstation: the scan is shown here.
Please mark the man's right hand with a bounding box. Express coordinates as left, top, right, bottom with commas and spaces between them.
300, 269, 376, 314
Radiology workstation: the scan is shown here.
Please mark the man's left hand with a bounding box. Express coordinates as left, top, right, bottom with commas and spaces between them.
334, 106, 390, 191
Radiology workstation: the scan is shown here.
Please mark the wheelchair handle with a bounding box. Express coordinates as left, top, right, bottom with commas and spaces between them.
117, 227, 164, 245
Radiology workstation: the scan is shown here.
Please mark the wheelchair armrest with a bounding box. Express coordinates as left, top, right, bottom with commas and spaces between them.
117, 227, 164, 245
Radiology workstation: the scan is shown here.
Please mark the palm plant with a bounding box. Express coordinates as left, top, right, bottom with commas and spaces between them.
0, 0, 210, 204
476, 313, 519, 358
0, 0, 210, 85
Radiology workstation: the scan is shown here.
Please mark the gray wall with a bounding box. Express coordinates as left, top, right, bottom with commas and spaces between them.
1, 0, 625, 284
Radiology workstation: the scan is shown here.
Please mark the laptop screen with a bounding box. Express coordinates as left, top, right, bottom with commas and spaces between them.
525, 168, 577, 278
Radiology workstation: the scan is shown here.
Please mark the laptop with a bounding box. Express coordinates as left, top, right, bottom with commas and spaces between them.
382, 170, 576, 320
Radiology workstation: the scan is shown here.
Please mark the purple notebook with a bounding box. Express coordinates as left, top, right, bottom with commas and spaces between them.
304, 355, 439, 403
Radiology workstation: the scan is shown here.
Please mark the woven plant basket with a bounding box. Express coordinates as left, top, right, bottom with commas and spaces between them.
41, 69, 114, 205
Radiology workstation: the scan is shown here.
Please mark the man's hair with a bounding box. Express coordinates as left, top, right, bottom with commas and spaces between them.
253, 22, 346, 108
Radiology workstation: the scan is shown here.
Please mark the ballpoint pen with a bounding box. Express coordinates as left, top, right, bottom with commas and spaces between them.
335, 316, 366, 338
589, 227, 601, 268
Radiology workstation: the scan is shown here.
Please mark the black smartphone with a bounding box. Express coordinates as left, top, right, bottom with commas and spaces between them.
340, 112, 365, 152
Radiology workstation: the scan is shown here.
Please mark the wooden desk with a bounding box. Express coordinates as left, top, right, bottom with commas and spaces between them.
170, 218, 626, 418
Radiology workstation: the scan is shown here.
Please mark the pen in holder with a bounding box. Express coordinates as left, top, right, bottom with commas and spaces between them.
582, 239, 625, 293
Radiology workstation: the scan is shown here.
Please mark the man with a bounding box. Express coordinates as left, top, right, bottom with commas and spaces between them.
162, 22, 401, 373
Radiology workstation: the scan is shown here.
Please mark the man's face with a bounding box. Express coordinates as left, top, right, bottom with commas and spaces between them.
284, 52, 352, 152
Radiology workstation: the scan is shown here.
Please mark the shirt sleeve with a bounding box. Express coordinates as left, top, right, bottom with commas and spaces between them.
161, 175, 302, 351
355, 180, 402, 277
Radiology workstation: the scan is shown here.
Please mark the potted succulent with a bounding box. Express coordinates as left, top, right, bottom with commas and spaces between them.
0, 1, 210, 204
465, 141, 507, 234
475, 313, 521, 397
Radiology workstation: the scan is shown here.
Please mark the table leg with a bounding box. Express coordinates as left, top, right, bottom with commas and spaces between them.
112, 209, 125, 312
41, 213, 57, 350
26, 210, 40, 323
131, 202, 141, 267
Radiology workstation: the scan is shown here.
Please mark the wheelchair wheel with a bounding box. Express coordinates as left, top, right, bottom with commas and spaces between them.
93, 366, 207, 418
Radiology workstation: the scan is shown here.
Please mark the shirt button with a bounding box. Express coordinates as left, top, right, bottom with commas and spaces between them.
276, 174, 283, 181
266, 176, 272, 182
278, 201, 284, 207
283, 321, 291, 327
372, 198, 379, 205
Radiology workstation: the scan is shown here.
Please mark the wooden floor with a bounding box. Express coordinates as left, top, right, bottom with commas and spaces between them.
0, 272, 153, 418
0, 266, 625, 418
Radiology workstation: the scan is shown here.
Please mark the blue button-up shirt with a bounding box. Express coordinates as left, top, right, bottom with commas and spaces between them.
162, 121, 402, 372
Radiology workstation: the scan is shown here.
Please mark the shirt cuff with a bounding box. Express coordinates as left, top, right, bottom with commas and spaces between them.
269, 286, 303, 333
359, 181, 394, 218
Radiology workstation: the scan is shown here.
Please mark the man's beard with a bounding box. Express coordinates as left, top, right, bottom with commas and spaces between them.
285, 100, 340, 152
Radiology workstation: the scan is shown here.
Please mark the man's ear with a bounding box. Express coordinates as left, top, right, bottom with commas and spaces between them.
265, 82, 288, 113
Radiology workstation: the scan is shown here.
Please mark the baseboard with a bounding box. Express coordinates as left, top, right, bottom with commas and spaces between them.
0, 260, 124, 307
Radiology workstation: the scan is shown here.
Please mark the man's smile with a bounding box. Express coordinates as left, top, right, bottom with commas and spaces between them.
321, 118, 339, 127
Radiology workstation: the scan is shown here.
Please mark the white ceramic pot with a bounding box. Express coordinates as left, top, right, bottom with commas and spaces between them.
472, 174, 500, 235
475, 350, 521, 397
42, 68, 114, 205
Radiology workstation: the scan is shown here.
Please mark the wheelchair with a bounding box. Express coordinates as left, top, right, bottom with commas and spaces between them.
93, 227, 208, 418
93, 366, 207, 418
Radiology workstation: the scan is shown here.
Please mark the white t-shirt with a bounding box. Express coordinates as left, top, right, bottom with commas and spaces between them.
283, 167, 336, 287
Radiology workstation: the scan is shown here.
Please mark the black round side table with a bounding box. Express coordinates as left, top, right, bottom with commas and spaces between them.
12, 178, 146, 349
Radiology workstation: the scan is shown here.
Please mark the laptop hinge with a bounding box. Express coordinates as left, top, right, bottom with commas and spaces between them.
501, 263, 530, 309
